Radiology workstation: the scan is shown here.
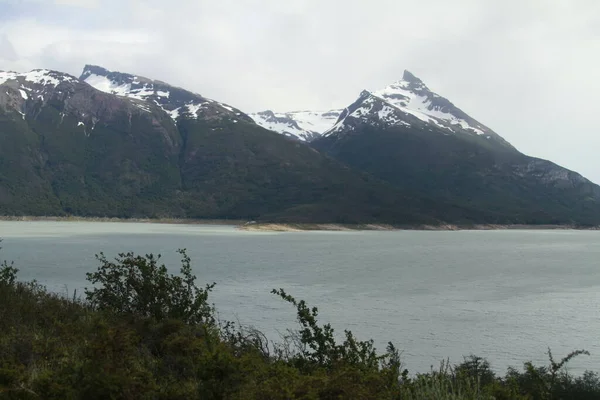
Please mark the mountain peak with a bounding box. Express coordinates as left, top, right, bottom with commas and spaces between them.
80, 64, 110, 79
321, 70, 516, 146
368, 71, 430, 97
257, 110, 276, 117
402, 70, 422, 84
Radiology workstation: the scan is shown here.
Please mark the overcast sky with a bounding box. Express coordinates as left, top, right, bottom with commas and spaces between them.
1, 0, 599, 183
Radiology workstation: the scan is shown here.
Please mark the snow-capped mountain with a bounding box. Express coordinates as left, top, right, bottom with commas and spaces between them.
1, 65, 456, 225
0, 67, 183, 138
250, 109, 342, 141
0, 69, 79, 118
324, 70, 512, 148
0, 69, 77, 90
312, 70, 600, 225
1, 65, 600, 227
253, 70, 512, 147
80, 65, 252, 122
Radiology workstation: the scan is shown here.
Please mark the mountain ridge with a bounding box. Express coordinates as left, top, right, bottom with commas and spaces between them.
80, 65, 252, 123
1, 65, 599, 226
251, 70, 514, 149
0, 65, 473, 225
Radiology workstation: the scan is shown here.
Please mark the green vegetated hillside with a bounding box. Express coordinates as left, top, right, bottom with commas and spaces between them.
0, 69, 497, 225
175, 118, 504, 224
0, 97, 437, 223
0, 96, 182, 217
1, 67, 599, 226
313, 123, 600, 226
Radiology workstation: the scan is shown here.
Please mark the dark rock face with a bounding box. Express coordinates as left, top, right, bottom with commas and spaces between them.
402, 70, 422, 84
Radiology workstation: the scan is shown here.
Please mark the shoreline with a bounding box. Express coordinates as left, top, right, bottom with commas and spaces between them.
238, 222, 600, 232
0, 215, 244, 226
0, 216, 598, 232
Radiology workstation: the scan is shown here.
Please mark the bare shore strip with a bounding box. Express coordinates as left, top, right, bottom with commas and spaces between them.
238, 222, 600, 232
0, 216, 598, 232
0, 215, 245, 226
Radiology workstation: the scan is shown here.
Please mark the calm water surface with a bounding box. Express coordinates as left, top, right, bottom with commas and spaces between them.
1, 221, 599, 374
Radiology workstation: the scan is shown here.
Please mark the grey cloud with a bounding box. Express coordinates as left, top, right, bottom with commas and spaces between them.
0, 35, 18, 61
0, 0, 599, 183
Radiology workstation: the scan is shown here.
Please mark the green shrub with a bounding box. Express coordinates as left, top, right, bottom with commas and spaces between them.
85, 249, 215, 325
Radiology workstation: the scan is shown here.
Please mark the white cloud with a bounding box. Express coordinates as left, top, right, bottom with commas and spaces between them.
0, 0, 599, 183
54, 0, 99, 8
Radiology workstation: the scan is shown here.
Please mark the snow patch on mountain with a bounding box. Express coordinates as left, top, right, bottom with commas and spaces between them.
0, 72, 17, 85
83, 74, 129, 95
372, 79, 485, 135
218, 102, 234, 113
168, 108, 180, 120
324, 70, 503, 142
377, 104, 409, 127
0, 70, 80, 121
254, 116, 303, 137
83, 73, 157, 101
252, 71, 497, 142
80, 65, 250, 123
133, 102, 151, 113
0, 69, 76, 87
186, 103, 204, 118
250, 109, 342, 141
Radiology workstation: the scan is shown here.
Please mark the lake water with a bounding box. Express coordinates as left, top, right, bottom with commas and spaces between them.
1, 221, 599, 375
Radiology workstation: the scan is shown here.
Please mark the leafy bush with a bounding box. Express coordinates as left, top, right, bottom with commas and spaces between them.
0, 261, 17, 287
85, 249, 215, 325
272, 288, 398, 374
0, 241, 17, 287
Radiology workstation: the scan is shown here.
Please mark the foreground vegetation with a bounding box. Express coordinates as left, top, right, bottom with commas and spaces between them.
1, 250, 599, 399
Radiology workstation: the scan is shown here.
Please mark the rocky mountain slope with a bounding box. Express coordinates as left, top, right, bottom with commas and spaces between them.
0, 67, 473, 224
312, 71, 600, 225
323, 71, 512, 147
253, 70, 513, 146
80, 65, 251, 123
1, 66, 598, 225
